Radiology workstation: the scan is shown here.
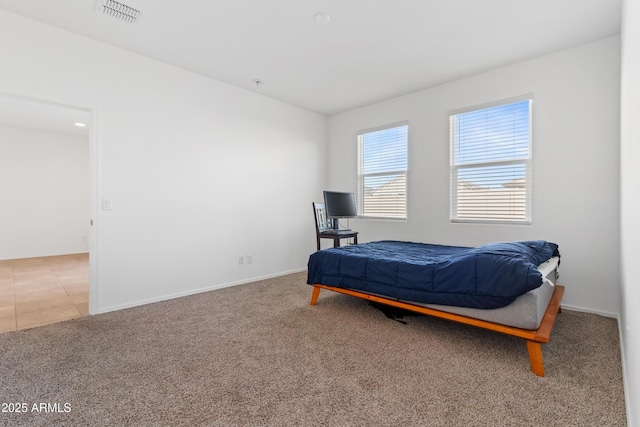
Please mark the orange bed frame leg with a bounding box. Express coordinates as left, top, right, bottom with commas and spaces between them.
526, 341, 545, 377
310, 286, 321, 305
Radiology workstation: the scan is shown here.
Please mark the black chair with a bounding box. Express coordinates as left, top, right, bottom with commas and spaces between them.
313, 202, 358, 250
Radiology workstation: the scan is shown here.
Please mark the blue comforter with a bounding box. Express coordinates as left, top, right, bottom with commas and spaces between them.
307, 240, 559, 309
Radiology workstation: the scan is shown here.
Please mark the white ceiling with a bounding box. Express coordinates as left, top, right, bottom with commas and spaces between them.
0, 0, 622, 116
0, 94, 90, 137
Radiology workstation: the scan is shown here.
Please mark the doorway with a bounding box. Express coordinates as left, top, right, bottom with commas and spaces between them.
0, 93, 96, 332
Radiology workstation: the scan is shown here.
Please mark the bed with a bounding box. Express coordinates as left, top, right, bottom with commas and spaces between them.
306, 240, 563, 376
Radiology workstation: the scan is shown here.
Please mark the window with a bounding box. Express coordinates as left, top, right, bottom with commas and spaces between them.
357, 123, 408, 219
450, 98, 532, 223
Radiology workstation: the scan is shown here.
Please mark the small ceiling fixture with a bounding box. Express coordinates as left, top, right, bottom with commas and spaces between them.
75, 123, 86, 127
252, 79, 263, 88
100, 0, 142, 24
313, 12, 330, 24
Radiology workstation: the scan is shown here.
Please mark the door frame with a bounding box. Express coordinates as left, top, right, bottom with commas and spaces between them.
0, 91, 99, 315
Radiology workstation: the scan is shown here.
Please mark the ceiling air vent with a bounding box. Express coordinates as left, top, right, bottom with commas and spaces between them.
100, 0, 141, 23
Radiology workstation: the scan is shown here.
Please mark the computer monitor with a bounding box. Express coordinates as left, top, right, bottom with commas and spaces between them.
323, 191, 357, 229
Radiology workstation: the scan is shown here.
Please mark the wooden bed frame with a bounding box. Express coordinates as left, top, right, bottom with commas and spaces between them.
309, 283, 564, 377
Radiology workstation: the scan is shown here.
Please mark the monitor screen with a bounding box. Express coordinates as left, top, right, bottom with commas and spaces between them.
324, 191, 357, 218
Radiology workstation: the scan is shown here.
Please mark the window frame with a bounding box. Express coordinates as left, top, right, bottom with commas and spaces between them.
357, 121, 409, 220
449, 96, 533, 225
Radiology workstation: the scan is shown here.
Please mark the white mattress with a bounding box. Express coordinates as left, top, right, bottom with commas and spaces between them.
416, 257, 560, 330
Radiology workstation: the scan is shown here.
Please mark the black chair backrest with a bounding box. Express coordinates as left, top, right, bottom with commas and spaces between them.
313, 202, 333, 232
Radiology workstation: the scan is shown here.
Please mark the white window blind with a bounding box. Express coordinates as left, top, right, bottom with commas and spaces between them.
450, 99, 532, 223
357, 123, 408, 219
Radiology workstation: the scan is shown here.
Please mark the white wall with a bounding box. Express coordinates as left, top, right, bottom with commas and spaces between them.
328, 37, 621, 316
0, 10, 327, 312
620, 0, 640, 424
0, 125, 89, 260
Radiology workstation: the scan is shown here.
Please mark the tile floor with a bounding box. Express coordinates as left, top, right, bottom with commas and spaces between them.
0, 253, 89, 334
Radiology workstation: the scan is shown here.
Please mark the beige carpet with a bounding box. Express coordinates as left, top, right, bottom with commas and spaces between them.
0, 272, 627, 426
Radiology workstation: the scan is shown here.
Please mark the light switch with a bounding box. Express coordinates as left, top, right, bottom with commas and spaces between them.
102, 199, 113, 210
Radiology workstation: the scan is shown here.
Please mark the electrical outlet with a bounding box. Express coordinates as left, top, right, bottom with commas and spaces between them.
247, 254, 253, 264
238, 256, 245, 265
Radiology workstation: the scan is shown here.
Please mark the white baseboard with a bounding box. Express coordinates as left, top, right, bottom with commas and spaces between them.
560, 303, 618, 319
615, 313, 634, 427
96, 267, 307, 315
